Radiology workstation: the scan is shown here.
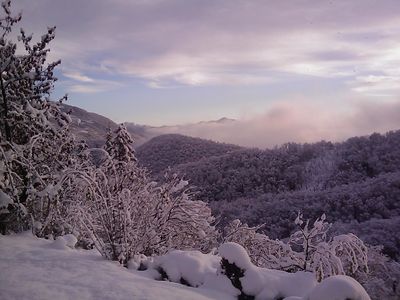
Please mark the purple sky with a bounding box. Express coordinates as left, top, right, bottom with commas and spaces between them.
11, 0, 400, 147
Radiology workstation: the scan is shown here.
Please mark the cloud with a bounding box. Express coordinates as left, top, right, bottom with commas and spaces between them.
67, 80, 122, 94
351, 75, 400, 96
63, 71, 94, 83
59, 70, 122, 94
10, 0, 400, 136
148, 99, 400, 148
13, 0, 400, 93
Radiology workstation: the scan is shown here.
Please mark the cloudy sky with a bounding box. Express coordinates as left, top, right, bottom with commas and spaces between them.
11, 0, 400, 147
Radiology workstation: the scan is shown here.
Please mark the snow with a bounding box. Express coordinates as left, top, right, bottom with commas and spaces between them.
217, 242, 317, 299
217, 242, 369, 300
308, 275, 371, 300
0, 190, 13, 213
51, 234, 78, 250
242, 268, 317, 299
0, 232, 233, 300
154, 250, 220, 287
171, 179, 189, 192
218, 242, 252, 270
150, 249, 240, 296
0, 234, 371, 300
203, 273, 241, 297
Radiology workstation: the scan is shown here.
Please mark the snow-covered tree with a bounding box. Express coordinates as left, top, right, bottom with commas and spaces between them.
0, 0, 79, 235
289, 213, 368, 280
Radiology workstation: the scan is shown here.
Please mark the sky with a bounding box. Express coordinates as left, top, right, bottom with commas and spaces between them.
10, 0, 400, 147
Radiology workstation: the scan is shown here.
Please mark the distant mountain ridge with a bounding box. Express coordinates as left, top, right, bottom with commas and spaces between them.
63, 103, 237, 147
125, 117, 238, 146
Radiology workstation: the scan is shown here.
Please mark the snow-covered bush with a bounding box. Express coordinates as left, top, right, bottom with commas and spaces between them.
223, 214, 369, 283
354, 245, 400, 300
223, 219, 301, 272
71, 125, 218, 265
290, 213, 368, 280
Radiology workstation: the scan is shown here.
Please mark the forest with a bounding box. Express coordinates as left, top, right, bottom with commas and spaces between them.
137, 132, 400, 261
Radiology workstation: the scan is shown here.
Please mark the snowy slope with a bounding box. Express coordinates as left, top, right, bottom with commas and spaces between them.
0, 233, 371, 300
0, 233, 233, 300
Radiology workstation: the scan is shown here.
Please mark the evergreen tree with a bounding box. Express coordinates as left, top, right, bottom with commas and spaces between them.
0, 0, 80, 235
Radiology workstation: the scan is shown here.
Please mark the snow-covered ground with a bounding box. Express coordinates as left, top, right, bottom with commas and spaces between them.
0, 232, 232, 300
0, 233, 371, 300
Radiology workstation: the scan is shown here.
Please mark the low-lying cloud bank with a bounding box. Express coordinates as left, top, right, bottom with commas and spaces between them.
147, 100, 400, 148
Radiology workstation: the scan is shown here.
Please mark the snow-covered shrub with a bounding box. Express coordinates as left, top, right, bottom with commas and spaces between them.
223, 219, 301, 272
354, 245, 400, 300
223, 214, 369, 283
290, 213, 368, 280
71, 125, 218, 265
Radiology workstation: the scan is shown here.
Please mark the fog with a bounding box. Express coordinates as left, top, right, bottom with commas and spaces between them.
149, 99, 400, 148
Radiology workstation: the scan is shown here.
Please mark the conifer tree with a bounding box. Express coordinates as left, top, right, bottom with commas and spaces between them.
0, 0, 79, 235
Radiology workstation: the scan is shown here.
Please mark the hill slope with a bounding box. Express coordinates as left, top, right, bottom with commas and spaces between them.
137, 130, 400, 260
0, 233, 372, 300
0, 233, 232, 300
61, 104, 118, 147
136, 134, 242, 175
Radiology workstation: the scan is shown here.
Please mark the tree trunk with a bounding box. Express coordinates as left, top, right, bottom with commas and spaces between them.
0, 76, 11, 141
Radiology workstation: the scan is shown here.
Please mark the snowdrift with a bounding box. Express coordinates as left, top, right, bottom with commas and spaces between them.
0, 233, 371, 300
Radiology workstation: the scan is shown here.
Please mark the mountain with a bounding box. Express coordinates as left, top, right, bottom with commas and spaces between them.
136, 134, 242, 175
62, 104, 155, 147
63, 103, 237, 148
124, 117, 239, 147
197, 117, 236, 125
61, 104, 118, 147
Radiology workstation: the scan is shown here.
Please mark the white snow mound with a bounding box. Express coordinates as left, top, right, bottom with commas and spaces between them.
51, 234, 78, 249
218, 242, 252, 270
154, 250, 220, 287
242, 268, 317, 299
308, 275, 371, 300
